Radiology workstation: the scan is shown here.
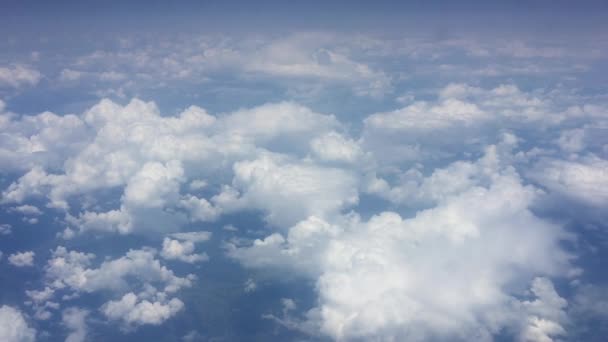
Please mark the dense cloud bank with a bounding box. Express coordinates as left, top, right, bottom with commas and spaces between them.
0, 76, 608, 341
1, 31, 607, 341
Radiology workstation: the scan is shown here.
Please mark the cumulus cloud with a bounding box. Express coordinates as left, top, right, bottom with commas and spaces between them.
17, 245, 196, 332
365, 97, 486, 131
25, 286, 58, 320
361, 83, 607, 168
0, 65, 41, 88
530, 155, 608, 207
44, 246, 194, 295
0, 306, 36, 342
9, 251, 35, 267
228, 153, 359, 227
9, 205, 42, 216
101, 292, 183, 328
310, 131, 364, 163
1, 99, 341, 236
520, 278, 568, 342
0, 69, 606, 341
229, 144, 575, 341
161, 238, 209, 263
160, 231, 211, 263
62, 307, 88, 342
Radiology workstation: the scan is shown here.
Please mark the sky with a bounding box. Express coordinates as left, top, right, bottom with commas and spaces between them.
1, 1, 608, 341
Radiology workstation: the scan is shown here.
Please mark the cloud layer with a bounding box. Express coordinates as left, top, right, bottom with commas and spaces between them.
1, 28, 607, 342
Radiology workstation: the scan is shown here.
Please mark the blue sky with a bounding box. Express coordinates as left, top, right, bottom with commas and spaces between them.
1, 1, 607, 341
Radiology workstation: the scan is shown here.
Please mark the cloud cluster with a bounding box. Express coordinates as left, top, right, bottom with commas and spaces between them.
0, 76, 606, 340
161, 231, 211, 263
230, 145, 576, 340
21, 245, 194, 328
8, 251, 35, 267
1, 99, 347, 236
0, 65, 41, 89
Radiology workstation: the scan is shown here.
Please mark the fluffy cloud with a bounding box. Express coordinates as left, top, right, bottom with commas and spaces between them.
9, 205, 42, 216
0, 65, 41, 88
9, 251, 35, 267
44, 247, 194, 295
361, 83, 607, 168
530, 155, 608, 207
161, 237, 209, 263
365, 98, 486, 131
19, 245, 195, 329
520, 278, 568, 342
25, 287, 58, 320
229, 153, 359, 227
0, 110, 89, 172
62, 307, 88, 342
0, 72, 606, 341
0, 306, 36, 342
310, 131, 364, 163
101, 292, 183, 328
364, 83, 556, 133
230, 145, 575, 340
1, 99, 340, 236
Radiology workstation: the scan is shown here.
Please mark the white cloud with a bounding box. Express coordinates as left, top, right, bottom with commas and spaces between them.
25, 287, 58, 320
244, 36, 392, 97
520, 278, 568, 342
62, 307, 88, 342
179, 195, 221, 222
230, 153, 359, 227
0, 306, 36, 342
161, 238, 209, 263
44, 247, 194, 295
1, 99, 341, 236
365, 98, 486, 131
161, 231, 211, 263
364, 83, 562, 134
530, 155, 608, 207
0, 65, 41, 88
17, 246, 196, 332
0, 72, 605, 341
230, 145, 575, 341
10, 205, 42, 216
0, 110, 89, 173
310, 131, 363, 163
556, 128, 586, 154
123, 160, 184, 208
9, 251, 35, 267
101, 292, 183, 328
